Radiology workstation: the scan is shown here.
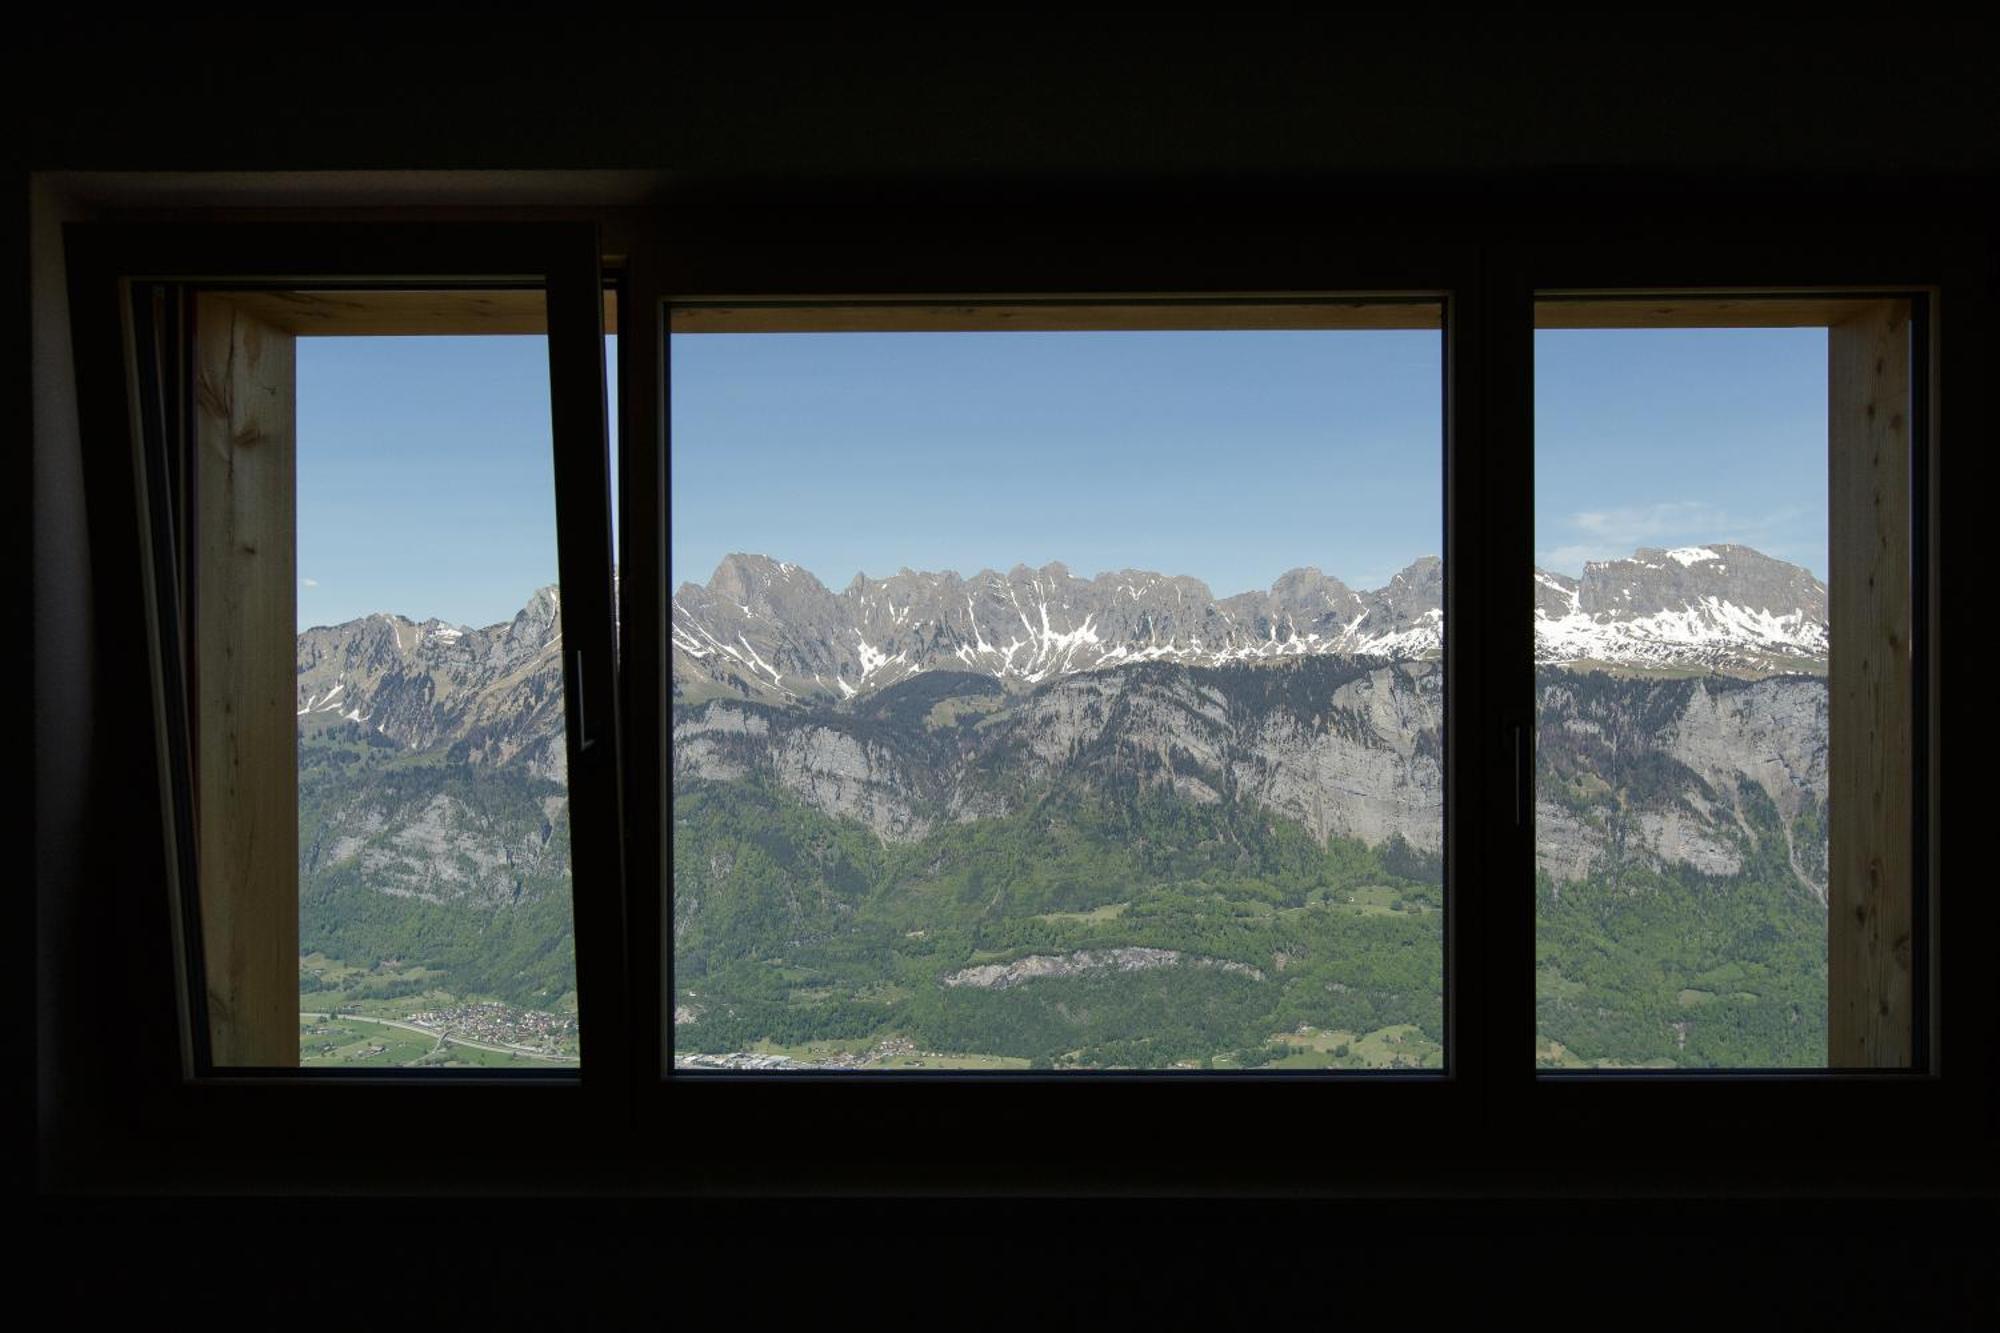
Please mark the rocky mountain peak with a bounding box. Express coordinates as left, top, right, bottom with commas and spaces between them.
1266, 566, 1360, 614
298, 585, 571, 779
675, 551, 1446, 705
1579, 543, 1825, 621
707, 551, 782, 604
671, 544, 1831, 705
1385, 555, 1443, 589
1366, 557, 1446, 630
1539, 543, 1827, 674
701, 552, 834, 617
505, 584, 561, 646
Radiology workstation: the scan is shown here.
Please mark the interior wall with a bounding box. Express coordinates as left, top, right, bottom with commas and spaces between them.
30, 177, 94, 1177
22, 14, 1996, 1201
21, 15, 2000, 181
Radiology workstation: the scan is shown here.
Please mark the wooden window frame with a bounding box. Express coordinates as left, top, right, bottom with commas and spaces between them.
49, 199, 1987, 1196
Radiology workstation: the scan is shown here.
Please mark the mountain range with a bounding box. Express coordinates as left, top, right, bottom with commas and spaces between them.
672, 543, 1827, 706
296, 542, 1828, 899
296, 541, 1833, 1066
295, 540, 1826, 792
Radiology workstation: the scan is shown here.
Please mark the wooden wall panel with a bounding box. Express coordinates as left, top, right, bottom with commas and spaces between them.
1535, 296, 1877, 328
224, 287, 599, 336
669, 299, 1440, 333
1827, 298, 1913, 1068
194, 295, 298, 1067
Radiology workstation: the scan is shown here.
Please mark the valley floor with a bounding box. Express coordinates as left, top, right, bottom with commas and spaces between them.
671, 1021, 1443, 1072
298, 953, 580, 1068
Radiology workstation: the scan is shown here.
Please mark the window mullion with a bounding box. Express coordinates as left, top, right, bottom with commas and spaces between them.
1448, 250, 1539, 1123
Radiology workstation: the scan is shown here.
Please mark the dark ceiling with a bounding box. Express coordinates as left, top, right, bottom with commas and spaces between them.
23, 13, 2000, 188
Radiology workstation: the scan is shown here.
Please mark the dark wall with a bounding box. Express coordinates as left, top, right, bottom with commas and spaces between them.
21, 10, 1998, 1292
24, 13, 2000, 182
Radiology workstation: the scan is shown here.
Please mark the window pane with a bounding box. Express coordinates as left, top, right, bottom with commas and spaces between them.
670, 306, 1446, 1072
243, 293, 583, 1069
1534, 302, 1916, 1070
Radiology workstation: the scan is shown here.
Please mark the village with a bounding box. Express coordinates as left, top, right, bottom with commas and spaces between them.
403, 1001, 579, 1057
675, 1036, 922, 1072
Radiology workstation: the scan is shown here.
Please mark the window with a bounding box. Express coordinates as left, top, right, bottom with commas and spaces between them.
667, 300, 1447, 1073
52, 205, 1972, 1191
69, 226, 622, 1079
1533, 296, 1926, 1071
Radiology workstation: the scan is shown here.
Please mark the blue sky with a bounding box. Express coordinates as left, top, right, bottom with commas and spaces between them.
671, 330, 1444, 598
1535, 327, 1827, 580
296, 336, 617, 629
670, 325, 1829, 599
295, 323, 1828, 628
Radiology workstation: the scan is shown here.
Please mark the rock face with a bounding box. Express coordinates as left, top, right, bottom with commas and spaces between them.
300, 544, 1830, 918
670, 702, 943, 841
307, 786, 569, 908
941, 947, 1265, 989
296, 587, 572, 916
1535, 670, 1827, 898
673, 656, 1826, 898
1533, 545, 1827, 675
297, 585, 568, 782
673, 659, 1447, 851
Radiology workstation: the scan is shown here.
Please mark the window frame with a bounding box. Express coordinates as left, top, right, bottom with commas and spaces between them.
1482, 236, 1979, 1166
1527, 287, 1927, 1077
60, 221, 628, 1176
48, 198, 1987, 1195
639, 226, 1508, 1181
641, 223, 1981, 1184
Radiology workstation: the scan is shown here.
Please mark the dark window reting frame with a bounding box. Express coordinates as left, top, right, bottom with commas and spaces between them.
55, 207, 1985, 1195
63, 222, 627, 1180
638, 231, 1502, 1192
1482, 236, 1980, 1174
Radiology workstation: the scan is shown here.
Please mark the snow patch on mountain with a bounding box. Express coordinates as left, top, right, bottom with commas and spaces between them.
670, 543, 1826, 703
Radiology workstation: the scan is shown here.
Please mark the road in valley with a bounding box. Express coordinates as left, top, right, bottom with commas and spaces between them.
299, 1011, 576, 1064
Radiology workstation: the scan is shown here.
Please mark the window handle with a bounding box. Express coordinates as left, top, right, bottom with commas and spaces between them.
572, 649, 595, 753
1513, 723, 1529, 829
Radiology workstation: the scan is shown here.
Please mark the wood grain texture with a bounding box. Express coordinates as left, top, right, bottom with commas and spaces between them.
1827, 298, 1913, 1068
668, 294, 1887, 335
222, 287, 610, 335
670, 299, 1440, 333
194, 295, 299, 1067
1536, 297, 1877, 328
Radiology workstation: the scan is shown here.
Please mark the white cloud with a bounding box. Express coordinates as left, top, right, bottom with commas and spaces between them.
1535, 544, 1609, 574
301, 577, 320, 588
1570, 500, 1730, 542
1537, 501, 1821, 576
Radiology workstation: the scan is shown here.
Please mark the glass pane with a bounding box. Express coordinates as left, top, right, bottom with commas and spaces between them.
280, 295, 582, 1068
1535, 306, 1915, 1070
670, 308, 1446, 1072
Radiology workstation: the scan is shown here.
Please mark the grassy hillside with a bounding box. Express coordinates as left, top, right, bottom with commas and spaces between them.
299, 738, 578, 1008
672, 775, 1444, 1068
